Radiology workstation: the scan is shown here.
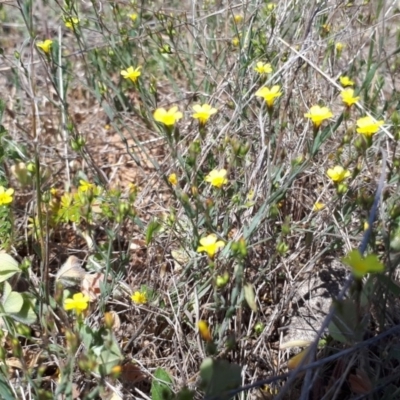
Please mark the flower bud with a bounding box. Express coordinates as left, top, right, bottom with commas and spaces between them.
269, 204, 279, 218
239, 143, 250, 156
16, 323, 31, 338
71, 136, 85, 151
337, 183, 348, 195
65, 330, 79, 353
205, 198, 214, 208
254, 322, 264, 335
104, 312, 115, 330
276, 241, 289, 255
26, 162, 36, 173
180, 192, 189, 203
11, 337, 22, 357
41, 191, 51, 204
191, 186, 198, 197
118, 201, 130, 218
110, 365, 122, 379
342, 134, 351, 144
216, 272, 229, 288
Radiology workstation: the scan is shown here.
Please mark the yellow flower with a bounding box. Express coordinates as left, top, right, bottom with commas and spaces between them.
36, 39, 53, 54
232, 36, 240, 46
128, 182, 137, 193
198, 320, 212, 341
168, 173, 178, 186
64, 293, 90, 315
261, 385, 279, 396
326, 166, 351, 183
335, 42, 344, 52
313, 202, 325, 211
192, 104, 218, 124
322, 24, 330, 33
121, 66, 141, 83
204, 169, 228, 188
78, 180, 95, 193
64, 16, 79, 29
254, 62, 273, 75
131, 291, 147, 304
233, 14, 243, 23
356, 116, 384, 137
340, 88, 360, 107
304, 105, 333, 127
342, 249, 384, 279
339, 76, 354, 87
197, 234, 225, 258
255, 85, 282, 107
153, 106, 183, 126
0, 186, 14, 206
128, 13, 138, 21
267, 3, 276, 11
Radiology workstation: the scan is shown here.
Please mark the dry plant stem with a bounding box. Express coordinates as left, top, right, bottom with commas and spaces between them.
123, 313, 152, 352
58, 26, 71, 190
29, 54, 50, 308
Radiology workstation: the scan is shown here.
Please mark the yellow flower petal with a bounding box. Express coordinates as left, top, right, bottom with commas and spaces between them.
192, 103, 218, 124
168, 173, 178, 186
121, 66, 141, 83
36, 39, 53, 54
0, 186, 14, 205
197, 234, 225, 258
255, 85, 282, 107
356, 116, 384, 137
64, 293, 90, 315
204, 169, 228, 188
198, 320, 212, 341
304, 105, 333, 127
131, 291, 147, 304
154, 106, 182, 126
339, 76, 354, 87
326, 166, 351, 183
340, 88, 360, 107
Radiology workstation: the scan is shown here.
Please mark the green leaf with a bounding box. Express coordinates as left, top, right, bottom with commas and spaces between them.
175, 387, 195, 400
84, 327, 123, 376
96, 340, 123, 376
151, 367, 174, 400
146, 219, 161, 245
79, 324, 94, 349
0, 253, 20, 283
0, 371, 15, 400
342, 249, 384, 279
11, 294, 37, 325
1, 283, 37, 324
243, 283, 257, 312
2, 281, 23, 314
200, 358, 242, 398
328, 298, 365, 343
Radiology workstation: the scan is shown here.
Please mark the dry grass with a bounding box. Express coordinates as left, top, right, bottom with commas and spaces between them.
0, 0, 400, 399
